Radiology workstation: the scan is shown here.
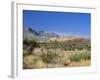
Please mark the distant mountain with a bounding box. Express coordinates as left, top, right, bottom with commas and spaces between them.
23, 27, 59, 41
49, 36, 90, 42
23, 27, 39, 41
23, 27, 90, 42
39, 31, 59, 38
28, 28, 39, 36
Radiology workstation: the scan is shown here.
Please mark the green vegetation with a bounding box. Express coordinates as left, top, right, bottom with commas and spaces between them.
39, 39, 90, 51
23, 39, 40, 55
69, 50, 90, 62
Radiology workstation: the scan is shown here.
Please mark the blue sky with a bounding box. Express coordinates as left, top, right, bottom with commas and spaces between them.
23, 10, 91, 37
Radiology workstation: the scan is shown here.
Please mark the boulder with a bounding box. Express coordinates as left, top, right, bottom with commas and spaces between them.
32, 47, 42, 56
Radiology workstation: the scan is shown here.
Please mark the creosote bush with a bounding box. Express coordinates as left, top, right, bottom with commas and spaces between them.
42, 50, 59, 63
69, 50, 90, 62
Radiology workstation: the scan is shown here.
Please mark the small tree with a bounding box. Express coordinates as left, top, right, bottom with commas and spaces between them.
23, 39, 39, 54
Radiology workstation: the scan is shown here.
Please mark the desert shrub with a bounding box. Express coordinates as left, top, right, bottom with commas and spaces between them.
23, 49, 29, 56
70, 53, 82, 62
38, 39, 91, 51
81, 50, 91, 60
42, 50, 59, 63
23, 39, 38, 48
23, 39, 40, 54
69, 50, 90, 62
42, 49, 71, 65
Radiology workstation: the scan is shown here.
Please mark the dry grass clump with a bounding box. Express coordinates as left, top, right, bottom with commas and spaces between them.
23, 55, 47, 69
68, 60, 91, 67
47, 63, 65, 68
